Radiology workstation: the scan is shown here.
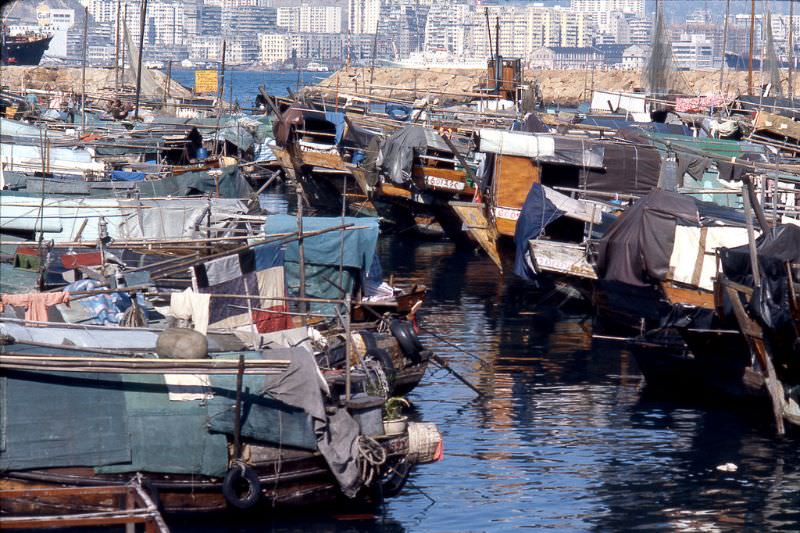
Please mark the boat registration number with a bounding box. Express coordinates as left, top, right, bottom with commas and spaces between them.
493, 207, 521, 221
424, 176, 465, 191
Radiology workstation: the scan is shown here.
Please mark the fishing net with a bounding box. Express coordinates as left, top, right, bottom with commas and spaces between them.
122, 19, 165, 98
765, 11, 783, 97
641, 1, 673, 95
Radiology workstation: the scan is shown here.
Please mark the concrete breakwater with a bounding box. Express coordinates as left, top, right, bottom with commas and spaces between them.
313, 67, 796, 106
0, 65, 191, 99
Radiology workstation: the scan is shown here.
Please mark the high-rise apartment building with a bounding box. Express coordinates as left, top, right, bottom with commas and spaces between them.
570, 0, 643, 40
424, 1, 471, 56
376, 0, 429, 58
277, 5, 341, 34
569, 0, 644, 19
348, 0, 380, 34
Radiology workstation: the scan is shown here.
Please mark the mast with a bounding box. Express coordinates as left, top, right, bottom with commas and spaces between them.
80, 6, 88, 133
719, 0, 730, 94
748, 0, 755, 95
114, 0, 121, 91
485, 8, 493, 62
133, 0, 148, 120
790, 0, 795, 99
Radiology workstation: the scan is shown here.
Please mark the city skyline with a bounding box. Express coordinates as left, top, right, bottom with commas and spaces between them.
2, 0, 797, 69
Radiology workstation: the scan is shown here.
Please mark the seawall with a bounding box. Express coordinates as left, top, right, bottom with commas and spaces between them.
312, 67, 793, 106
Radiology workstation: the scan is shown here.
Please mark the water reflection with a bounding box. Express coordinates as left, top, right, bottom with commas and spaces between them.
377, 234, 800, 532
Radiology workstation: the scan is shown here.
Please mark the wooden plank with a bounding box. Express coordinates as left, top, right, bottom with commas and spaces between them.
722, 279, 786, 435
294, 148, 346, 171
379, 183, 413, 199
660, 281, 715, 309
449, 201, 502, 270
529, 240, 597, 280
412, 166, 465, 180
495, 216, 518, 237
494, 155, 539, 210
413, 166, 474, 194
754, 110, 800, 142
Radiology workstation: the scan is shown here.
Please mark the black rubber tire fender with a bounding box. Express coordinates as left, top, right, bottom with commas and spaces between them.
222, 464, 262, 509
390, 320, 423, 363
366, 347, 396, 389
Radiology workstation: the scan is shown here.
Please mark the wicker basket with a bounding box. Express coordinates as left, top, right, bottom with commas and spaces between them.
406, 422, 442, 464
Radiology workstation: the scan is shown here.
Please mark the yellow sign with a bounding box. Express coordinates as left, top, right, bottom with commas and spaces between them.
194, 70, 218, 94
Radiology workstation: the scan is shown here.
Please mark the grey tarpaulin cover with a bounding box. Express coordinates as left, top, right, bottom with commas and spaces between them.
581, 143, 661, 196
211, 348, 363, 497
594, 189, 699, 286
721, 224, 800, 331
207, 350, 318, 450
134, 164, 253, 198
379, 125, 449, 184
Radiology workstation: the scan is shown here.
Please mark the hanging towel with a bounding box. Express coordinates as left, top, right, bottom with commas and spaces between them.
169, 288, 211, 335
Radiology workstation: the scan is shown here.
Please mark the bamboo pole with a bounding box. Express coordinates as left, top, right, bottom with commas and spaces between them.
81, 6, 88, 134
748, 0, 756, 95
133, 0, 148, 120
719, 0, 731, 94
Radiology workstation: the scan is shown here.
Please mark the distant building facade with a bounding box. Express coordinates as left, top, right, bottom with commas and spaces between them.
529, 46, 604, 69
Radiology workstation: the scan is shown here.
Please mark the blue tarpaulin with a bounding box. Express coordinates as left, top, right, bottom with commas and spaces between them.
264, 215, 379, 272
513, 183, 564, 280
264, 215, 380, 313
111, 170, 146, 181
325, 111, 346, 144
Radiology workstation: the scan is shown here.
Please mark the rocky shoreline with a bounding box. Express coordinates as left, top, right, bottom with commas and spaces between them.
0, 65, 191, 99
312, 66, 795, 106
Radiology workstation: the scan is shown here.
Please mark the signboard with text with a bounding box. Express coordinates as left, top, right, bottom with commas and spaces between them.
194, 69, 218, 94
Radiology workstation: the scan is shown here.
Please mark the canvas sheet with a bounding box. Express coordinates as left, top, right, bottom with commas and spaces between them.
194, 242, 290, 333
669, 225, 752, 291
479, 129, 605, 169
0, 372, 131, 470
96, 373, 228, 477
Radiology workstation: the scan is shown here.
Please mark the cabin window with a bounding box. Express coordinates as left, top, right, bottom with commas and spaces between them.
540, 163, 580, 190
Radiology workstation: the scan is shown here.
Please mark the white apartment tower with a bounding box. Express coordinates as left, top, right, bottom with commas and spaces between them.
278, 5, 341, 34
570, 0, 643, 36
424, 2, 471, 56
349, 0, 380, 34
569, 0, 644, 18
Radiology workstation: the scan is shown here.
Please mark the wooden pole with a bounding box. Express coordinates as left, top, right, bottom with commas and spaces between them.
790, 0, 796, 100
81, 6, 88, 133
233, 353, 244, 459
162, 59, 172, 109
344, 293, 352, 401
133, 0, 148, 119
297, 184, 307, 323
719, 0, 730, 94
748, 0, 756, 95
742, 182, 762, 285
369, 31, 378, 95
218, 40, 226, 107
114, 0, 121, 92
121, 4, 127, 84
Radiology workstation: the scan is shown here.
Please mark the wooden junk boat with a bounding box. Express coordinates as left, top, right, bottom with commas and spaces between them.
0, 328, 443, 516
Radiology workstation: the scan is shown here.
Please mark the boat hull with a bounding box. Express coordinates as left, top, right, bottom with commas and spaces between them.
1, 35, 53, 66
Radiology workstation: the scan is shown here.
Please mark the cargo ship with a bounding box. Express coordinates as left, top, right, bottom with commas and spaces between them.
1, 32, 53, 65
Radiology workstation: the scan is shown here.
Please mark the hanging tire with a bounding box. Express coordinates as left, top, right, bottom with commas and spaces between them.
222, 464, 261, 509
390, 320, 423, 363
380, 457, 412, 497
366, 347, 396, 389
